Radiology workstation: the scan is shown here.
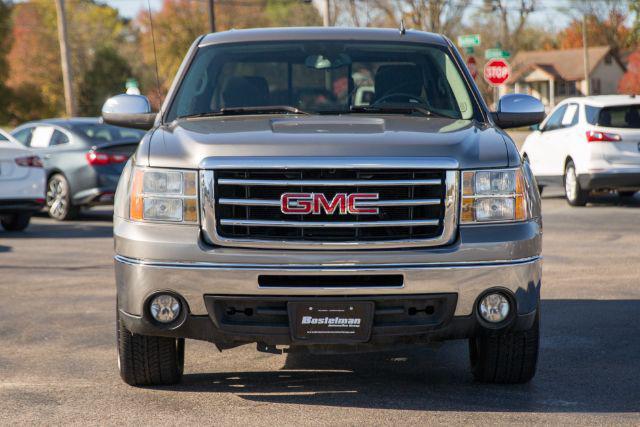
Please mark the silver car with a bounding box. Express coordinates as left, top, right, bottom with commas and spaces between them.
105, 28, 544, 386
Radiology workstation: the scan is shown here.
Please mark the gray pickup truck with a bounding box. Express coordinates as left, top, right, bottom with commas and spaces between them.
104, 27, 545, 386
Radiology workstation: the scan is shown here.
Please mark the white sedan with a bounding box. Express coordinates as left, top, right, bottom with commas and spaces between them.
0, 129, 46, 231
521, 95, 640, 206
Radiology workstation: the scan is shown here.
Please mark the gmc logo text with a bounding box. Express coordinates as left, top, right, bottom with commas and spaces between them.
280, 193, 379, 215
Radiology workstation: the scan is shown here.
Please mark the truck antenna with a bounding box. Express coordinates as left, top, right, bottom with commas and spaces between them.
399, 19, 406, 35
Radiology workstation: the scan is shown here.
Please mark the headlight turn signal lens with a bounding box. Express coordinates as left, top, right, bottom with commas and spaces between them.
130, 168, 198, 223
461, 168, 529, 223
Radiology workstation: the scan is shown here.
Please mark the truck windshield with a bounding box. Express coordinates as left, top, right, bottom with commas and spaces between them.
166, 41, 476, 121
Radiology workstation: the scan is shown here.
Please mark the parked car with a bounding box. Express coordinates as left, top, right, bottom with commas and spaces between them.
105, 27, 545, 386
0, 129, 45, 231
11, 118, 145, 220
521, 95, 640, 206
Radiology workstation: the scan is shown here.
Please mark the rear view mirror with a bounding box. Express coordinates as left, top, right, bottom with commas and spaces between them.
304, 53, 352, 70
491, 94, 545, 129
101, 94, 156, 130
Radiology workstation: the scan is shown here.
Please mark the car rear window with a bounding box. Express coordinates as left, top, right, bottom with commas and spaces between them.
71, 124, 145, 144
585, 104, 640, 128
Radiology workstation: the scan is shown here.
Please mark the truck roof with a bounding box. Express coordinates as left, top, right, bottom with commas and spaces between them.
199, 27, 448, 48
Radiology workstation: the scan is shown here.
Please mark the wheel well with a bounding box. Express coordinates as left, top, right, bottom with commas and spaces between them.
564, 157, 574, 171
47, 169, 64, 181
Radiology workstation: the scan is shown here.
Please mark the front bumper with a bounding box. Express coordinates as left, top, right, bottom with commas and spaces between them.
115, 255, 541, 346
578, 171, 640, 190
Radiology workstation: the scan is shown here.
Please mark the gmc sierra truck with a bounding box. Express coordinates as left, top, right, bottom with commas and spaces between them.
104, 28, 545, 386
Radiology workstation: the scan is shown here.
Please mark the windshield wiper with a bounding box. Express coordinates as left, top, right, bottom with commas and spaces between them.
350, 104, 453, 119
179, 105, 308, 119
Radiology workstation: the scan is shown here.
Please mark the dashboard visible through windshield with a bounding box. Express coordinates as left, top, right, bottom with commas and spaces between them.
166, 41, 477, 121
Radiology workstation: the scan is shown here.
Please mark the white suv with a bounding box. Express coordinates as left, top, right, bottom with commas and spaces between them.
521, 95, 640, 205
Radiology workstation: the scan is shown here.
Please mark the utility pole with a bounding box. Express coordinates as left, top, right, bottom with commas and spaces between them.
322, 0, 331, 26
208, 0, 216, 33
582, 13, 590, 96
54, 0, 76, 117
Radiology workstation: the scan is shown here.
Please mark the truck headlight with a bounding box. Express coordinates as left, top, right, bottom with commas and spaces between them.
129, 168, 198, 223
460, 168, 529, 223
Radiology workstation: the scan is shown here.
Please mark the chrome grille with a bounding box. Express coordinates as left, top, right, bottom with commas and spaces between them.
200, 159, 458, 250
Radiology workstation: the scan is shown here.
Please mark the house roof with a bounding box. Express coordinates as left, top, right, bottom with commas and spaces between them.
509, 46, 620, 83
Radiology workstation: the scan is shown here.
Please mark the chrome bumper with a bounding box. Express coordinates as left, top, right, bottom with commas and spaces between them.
115, 255, 541, 318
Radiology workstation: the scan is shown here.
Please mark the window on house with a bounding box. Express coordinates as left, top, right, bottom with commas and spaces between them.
591, 78, 601, 95
604, 55, 612, 65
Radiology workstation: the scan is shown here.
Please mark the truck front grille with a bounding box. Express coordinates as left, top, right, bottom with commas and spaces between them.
200, 165, 458, 250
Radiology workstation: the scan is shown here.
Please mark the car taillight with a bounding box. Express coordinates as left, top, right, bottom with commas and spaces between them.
86, 151, 129, 165
15, 155, 43, 168
586, 130, 621, 142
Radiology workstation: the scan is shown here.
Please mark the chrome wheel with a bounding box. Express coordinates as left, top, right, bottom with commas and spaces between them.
46, 174, 77, 220
564, 161, 588, 206
565, 165, 577, 202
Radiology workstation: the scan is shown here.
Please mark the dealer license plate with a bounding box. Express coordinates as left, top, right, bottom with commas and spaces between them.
288, 301, 374, 343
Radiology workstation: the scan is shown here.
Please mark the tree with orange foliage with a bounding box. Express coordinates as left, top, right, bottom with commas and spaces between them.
619, 50, 640, 94
557, 12, 631, 52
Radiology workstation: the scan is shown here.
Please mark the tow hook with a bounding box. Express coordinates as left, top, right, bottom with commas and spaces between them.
256, 342, 282, 354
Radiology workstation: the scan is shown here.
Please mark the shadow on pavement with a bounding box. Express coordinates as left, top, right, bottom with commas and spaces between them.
173, 299, 640, 413
0, 244, 11, 253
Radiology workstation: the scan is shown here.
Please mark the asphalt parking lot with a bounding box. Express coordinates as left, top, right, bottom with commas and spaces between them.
1, 190, 639, 424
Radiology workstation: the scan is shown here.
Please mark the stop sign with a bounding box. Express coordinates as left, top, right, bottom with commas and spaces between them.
466, 56, 477, 79
484, 58, 510, 86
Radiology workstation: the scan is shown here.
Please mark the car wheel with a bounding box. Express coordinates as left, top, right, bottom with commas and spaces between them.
46, 174, 79, 221
564, 161, 588, 206
0, 213, 32, 231
618, 191, 637, 199
469, 309, 540, 384
117, 310, 184, 386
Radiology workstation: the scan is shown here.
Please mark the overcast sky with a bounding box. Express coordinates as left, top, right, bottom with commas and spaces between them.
103, 0, 572, 31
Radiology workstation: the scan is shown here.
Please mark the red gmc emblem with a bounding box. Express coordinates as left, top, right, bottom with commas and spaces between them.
280, 193, 379, 215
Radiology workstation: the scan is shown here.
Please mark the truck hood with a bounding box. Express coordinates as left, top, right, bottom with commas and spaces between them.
145, 115, 510, 169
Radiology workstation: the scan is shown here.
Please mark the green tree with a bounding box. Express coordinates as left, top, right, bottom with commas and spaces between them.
78, 47, 133, 116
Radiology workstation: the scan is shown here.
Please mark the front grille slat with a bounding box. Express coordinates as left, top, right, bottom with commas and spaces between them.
218, 198, 441, 207
205, 168, 454, 248
219, 219, 440, 228
218, 178, 442, 187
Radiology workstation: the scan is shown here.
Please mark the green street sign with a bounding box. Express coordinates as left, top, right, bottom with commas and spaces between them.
458, 34, 481, 48
485, 48, 511, 59
464, 46, 475, 55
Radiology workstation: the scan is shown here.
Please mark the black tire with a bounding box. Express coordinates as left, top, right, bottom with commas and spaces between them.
618, 191, 637, 198
0, 213, 32, 231
469, 310, 539, 384
537, 185, 544, 196
46, 173, 79, 221
117, 310, 184, 386
563, 161, 588, 206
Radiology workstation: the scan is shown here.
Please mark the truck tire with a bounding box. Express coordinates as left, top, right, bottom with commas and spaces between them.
0, 213, 32, 231
469, 310, 539, 384
564, 161, 588, 206
117, 311, 184, 386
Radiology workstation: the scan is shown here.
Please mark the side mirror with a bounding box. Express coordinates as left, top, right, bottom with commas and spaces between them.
491, 94, 545, 129
101, 94, 156, 130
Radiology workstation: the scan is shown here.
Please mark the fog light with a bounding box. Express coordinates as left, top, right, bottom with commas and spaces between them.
149, 294, 181, 323
479, 293, 510, 323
